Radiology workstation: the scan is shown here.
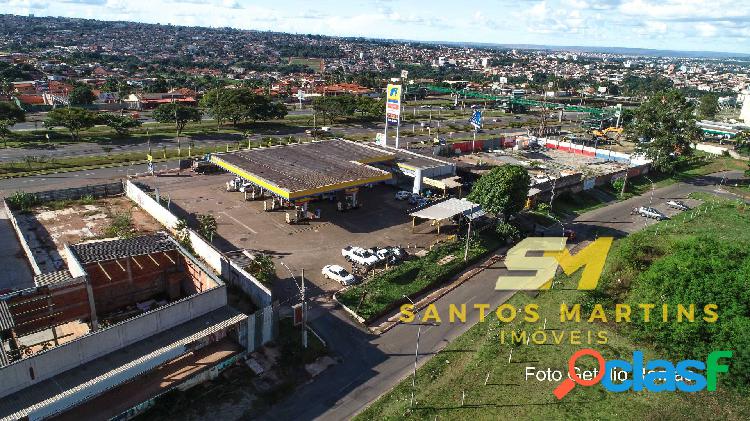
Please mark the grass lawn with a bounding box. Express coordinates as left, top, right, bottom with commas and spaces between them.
550, 189, 611, 219
357, 197, 750, 420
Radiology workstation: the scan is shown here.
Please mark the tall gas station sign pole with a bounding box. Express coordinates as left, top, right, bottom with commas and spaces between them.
385, 84, 402, 148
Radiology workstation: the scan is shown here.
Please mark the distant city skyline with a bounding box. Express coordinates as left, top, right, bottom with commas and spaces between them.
1, 0, 749, 55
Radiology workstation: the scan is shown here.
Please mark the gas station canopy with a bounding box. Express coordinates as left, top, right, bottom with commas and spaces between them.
410, 198, 485, 221
211, 139, 395, 200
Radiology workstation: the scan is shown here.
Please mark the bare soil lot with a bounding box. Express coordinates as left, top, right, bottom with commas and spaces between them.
17, 196, 162, 272
28, 196, 161, 249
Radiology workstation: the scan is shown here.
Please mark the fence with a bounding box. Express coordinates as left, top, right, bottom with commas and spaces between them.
30, 181, 125, 203
544, 139, 651, 166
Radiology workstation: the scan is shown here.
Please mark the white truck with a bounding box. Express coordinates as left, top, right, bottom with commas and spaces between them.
341, 246, 379, 266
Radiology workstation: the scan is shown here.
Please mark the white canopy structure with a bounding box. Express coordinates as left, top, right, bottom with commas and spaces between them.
410, 198, 485, 221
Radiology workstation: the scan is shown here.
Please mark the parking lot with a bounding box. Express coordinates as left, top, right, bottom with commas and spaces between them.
140, 172, 454, 302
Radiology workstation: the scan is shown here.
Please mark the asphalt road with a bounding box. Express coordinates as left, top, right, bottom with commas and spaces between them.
261, 170, 748, 421
1, 111, 570, 163
0, 161, 178, 194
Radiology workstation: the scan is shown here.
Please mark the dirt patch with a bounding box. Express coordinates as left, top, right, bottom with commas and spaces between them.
31, 196, 163, 251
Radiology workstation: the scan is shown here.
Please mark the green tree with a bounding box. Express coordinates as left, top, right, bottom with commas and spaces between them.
467, 165, 531, 222
0, 119, 13, 148
0, 102, 25, 148
0, 101, 25, 122
44, 107, 99, 140
152, 103, 201, 138
68, 85, 97, 105
312, 95, 358, 124
698, 93, 719, 120
356, 96, 385, 120
202, 88, 287, 127
247, 253, 276, 284
196, 213, 218, 242
103, 114, 141, 136
629, 90, 702, 173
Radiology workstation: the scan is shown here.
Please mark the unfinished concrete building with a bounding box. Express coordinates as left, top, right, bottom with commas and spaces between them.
0, 232, 253, 420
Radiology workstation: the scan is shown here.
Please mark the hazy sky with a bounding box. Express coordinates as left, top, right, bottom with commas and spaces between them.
2, 0, 749, 54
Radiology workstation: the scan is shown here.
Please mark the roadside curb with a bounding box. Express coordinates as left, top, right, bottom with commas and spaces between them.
332, 290, 367, 325
370, 252, 506, 335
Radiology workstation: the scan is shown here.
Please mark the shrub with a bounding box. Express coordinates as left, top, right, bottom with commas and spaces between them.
495, 222, 521, 243
6, 191, 40, 211
105, 212, 133, 238
535, 202, 551, 214
611, 177, 625, 194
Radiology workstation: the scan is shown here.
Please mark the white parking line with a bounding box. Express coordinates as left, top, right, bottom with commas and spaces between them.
219, 211, 257, 234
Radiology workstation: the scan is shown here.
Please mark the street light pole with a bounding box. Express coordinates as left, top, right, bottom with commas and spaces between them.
280, 261, 308, 349
464, 208, 474, 262
403, 295, 422, 408
301, 268, 307, 349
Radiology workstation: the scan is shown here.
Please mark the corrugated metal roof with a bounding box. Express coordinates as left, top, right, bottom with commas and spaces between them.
33, 270, 73, 287
70, 232, 176, 264
0, 301, 14, 331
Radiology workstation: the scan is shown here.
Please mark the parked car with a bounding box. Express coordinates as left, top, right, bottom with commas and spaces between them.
632, 206, 668, 220
374, 246, 407, 263
395, 190, 412, 200
666, 200, 690, 211
341, 246, 380, 266
407, 193, 425, 205
322, 264, 357, 286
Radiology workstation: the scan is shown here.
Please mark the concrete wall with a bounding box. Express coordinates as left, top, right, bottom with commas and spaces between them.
125, 180, 179, 230
189, 228, 272, 308
695, 142, 742, 159
0, 285, 226, 398
245, 304, 278, 352
126, 180, 272, 309
544, 139, 651, 166
63, 243, 86, 278
2, 199, 41, 276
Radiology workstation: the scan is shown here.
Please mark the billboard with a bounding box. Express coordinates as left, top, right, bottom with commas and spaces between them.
470, 110, 482, 130
386, 84, 402, 124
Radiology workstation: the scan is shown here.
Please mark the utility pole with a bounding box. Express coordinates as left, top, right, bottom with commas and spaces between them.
301, 268, 307, 349
403, 295, 422, 407
464, 208, 474, 262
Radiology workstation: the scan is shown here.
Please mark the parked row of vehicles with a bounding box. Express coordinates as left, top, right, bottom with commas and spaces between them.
341, 245, 406, 266
631, 200, 690, 221
323, 245, 408, 286
394, 190, 430, 207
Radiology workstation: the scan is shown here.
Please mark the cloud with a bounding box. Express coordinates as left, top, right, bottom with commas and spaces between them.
0, 0, 748, 53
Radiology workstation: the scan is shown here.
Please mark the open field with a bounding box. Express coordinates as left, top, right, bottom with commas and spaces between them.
357, 196, 750, 420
